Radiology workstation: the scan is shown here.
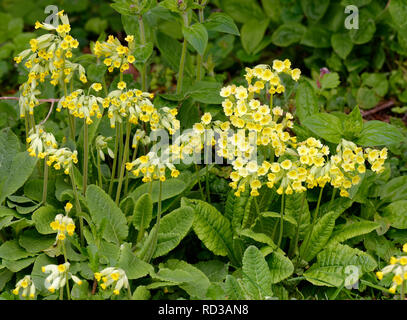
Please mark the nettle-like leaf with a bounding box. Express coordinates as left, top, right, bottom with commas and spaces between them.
356, 120, 405, 147
204, 12, 239, 36
304, 243, 377, 287
183, 198, 235, 259
295, 81, 319, 123
241, 19, 269, 54
86, 184, 128, 245
271, 23, 306, 47
182, 23, 208, 56
302, 113, 343, 143
242, 246, 272, 299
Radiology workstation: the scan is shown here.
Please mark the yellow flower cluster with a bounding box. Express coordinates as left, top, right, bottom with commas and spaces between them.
95, 135, 115, 161
94, 267, 129, 295
12, 275, 36, 299
376, 244, 407, 294
26, 126, 78, 174
214, 62, 387, 197
57, 88, 105, 124
94, 35, 136, 73
14, 12, 87, 116
42, 262, 82, 293
49, 203, 75, 242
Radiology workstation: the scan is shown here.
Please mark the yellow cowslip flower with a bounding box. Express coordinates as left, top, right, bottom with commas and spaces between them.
91, 83, 103, 92
42, 262, 82, 293
50, 213, 76, 242
95, 267, 129, 295
13, 275, 36, 299
117, 81, 127, 90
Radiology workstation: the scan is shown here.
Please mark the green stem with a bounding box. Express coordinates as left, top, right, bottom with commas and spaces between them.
62, 241, 71, 300
125, 144, 137, 196
69, 170, 84, 246
329, 188, 337, 211
83, 121, 89, 196
196, 5, 205, 81
205, 165, 211, 203
97, 151, 102, 188
108, 125, 120, 196
115, 121, 131, 205
253, 197, 260, 216
117, 122, 124, 183
195, 164, 205, 200
42, 157, 49, 204
138, 15, 148, 92
288, 193, 306, 258
277, 193, 285, 248
176, 12, 189, 94
145, 180, 163, 263
402, 281, 406, 300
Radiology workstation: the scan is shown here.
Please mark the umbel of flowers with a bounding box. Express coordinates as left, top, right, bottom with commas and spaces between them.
196, 61, 388, 198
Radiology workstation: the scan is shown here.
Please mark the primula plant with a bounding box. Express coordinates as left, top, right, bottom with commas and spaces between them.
0, 0, 406, 302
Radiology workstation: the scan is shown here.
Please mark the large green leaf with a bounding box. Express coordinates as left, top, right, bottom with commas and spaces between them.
182, 23, 208, 56
379, 176, 407, 202
183, 198, 235, 259
128, 178, 187, 203
241, 19, 269, 54
356, 121, 405, 147
18, 229, 55, 253
382, 200, 407, 229
86, 184, 128, 244
0, 152, 37, 204
242, 246, 272, 299
224, 275, 246, 300
389, 0, 407, 28
32, 205, 57, 235
304, 243, 377, 287
331, 33, 353, 59
300, 211, 340, 261
295, 81, 319, 123
219, 0, 265, 23
153, 206, 194, 258
271, 23, 306, 47
0, 240, 32, 260
266, 251, 294, 284
204, 12, 239, 36
118, 243, 153, 280
132, 193, 153, 231
300, 0, 330, 21
302, 113, 343, 143
153, 259, 210, 298
284, 192, 310, 238
327, 220, 380, 245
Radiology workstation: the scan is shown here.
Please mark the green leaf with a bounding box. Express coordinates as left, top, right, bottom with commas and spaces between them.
182, 23, 208, 56
118, 243, 153, 279
224, 275, 246, 300
132, 286, 151, 300
153, 259, 211, 298
284, 192, 310, 238
271, 23, 306, 47
300, 0, 330, 21
380, 176, 407, 202
2, 257, 36, 272
343, 106, 363, 138
0, 152, 37, 204
241, 19, 270, 54
86, 185, 128, 244
362, 73, 389, 97
18, 229, 55, 253
266, 251, 294, 284
242, 246, 272, 299
240, 229, 276, 248
186, 81, 223, 104
195, 260, 228, 283
327, 220, 380, 245
383, 200, 407, 229
184, 198, 234, 258
31, 254, 56, 293
331, 33, 353, 59
132, 193, 153, 231
356, 121, 405, 147
301, 26, 331, 48
128, 178, 187, 203
133, 42, 154, 65
349, 11, 376, 45
300, 211, 340, 261
0, 240, 32, 260
320, 72, 340, 90
153, 206, 194, 258
304, 243, 377, 287
295, 81, 319, 123
219, 0, 265, 23
302, 113, 343, 143
356, 87, 380, 110
32, 205, 57, 235
204, 12, 239, 35
389, 0, 407, 28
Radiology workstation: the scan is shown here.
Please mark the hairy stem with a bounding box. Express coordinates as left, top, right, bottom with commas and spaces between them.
108, 125, 120, 196
115, 120, 131, 205
83, 121, 89, 196
277, 193, 285, 248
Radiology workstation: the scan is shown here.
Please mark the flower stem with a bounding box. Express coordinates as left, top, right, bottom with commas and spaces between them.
108, 125, 120, 196
97, 151, 102, 188
69, 170, 84, 246
61, 241, 71, 300
176, 12, 189, 95
115, 120, 131, 205
124, 144, 137, 195
145, 180, 163, 263
288, 193, 306, 258
195, 164, 205, 200
277, 193, 285, 248
138, 15, 148, 92
42, 157, 49, 204
83, 121, 89, 196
